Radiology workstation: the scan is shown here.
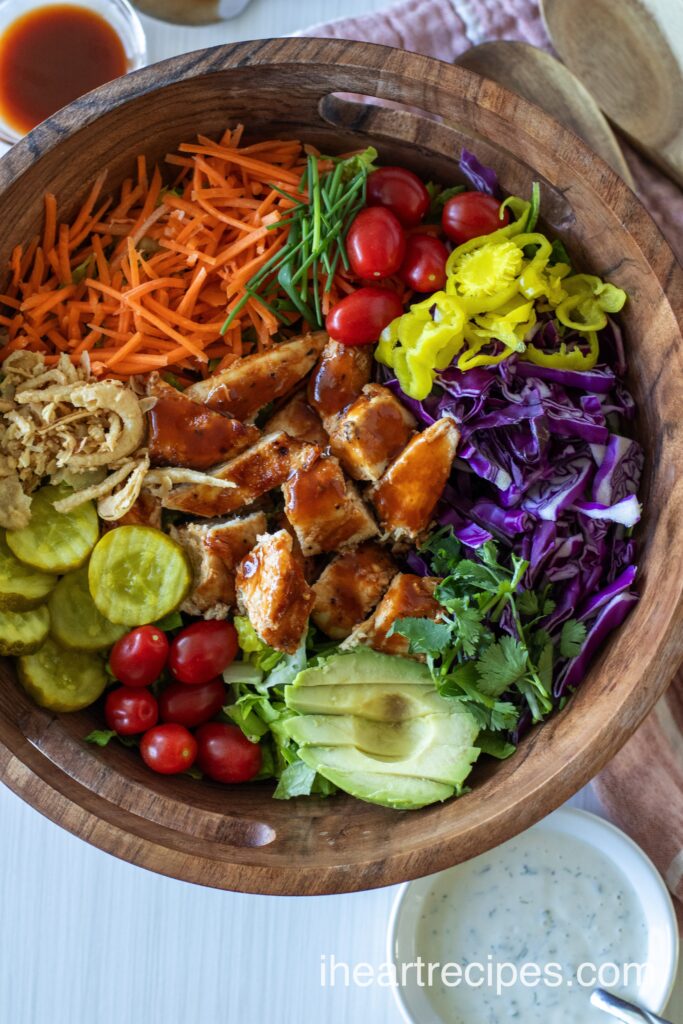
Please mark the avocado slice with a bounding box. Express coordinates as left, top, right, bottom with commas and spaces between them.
292, 647, 432, 687
285, 683, 453, 721
298, 742, 479, 789
284, 711, 478, 759
284, 651, 482, 810
297, 752, 455, 810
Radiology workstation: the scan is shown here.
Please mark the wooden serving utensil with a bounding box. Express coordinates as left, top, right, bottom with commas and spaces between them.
541, 0, 683, 187
455, 41, 635, 188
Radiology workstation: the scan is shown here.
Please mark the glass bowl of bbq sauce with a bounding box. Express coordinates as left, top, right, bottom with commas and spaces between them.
0, 0, 146, 144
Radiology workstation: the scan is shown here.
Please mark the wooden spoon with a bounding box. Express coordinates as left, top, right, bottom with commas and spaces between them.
455, 41, 635, 188
541, 0, 683, 187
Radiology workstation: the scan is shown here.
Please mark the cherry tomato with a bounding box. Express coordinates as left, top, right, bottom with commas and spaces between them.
140, 723, 197, 775
169, 620, 238, 685
366, 166, 430, 227
109, 625, 169, 687
441, 191, 509, 245
347, 207, 406, 279
105, 686, 158, 736
159, 677, 226, 728
326, 287, 404, 347
195, 723, 262, 784
399, 234, 449, 292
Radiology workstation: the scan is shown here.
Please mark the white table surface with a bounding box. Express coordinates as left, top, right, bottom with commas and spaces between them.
1, 2, 681, 1022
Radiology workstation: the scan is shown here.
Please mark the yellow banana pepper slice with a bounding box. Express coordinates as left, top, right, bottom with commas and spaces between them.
458, 328, 514, 370
376, 185, 627, 399
471, 297, 537, 354
523, 330, 600, 370
555, 274, 627, 331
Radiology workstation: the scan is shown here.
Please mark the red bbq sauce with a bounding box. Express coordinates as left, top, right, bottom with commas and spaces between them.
0, 5, 128, 136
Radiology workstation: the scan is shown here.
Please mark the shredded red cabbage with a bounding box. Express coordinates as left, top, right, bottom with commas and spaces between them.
394, 340, 641, 708
459, 148, 500, 196
380, 147, 641, 719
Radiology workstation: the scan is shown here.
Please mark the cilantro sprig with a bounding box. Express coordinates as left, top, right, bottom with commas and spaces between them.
389, 528, 586, 733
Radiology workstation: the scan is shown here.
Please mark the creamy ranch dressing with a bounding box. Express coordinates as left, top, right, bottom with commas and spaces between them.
415, 828, 649, 1023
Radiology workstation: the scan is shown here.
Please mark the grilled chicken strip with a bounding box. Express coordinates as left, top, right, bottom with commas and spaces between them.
275, 511, 318, 584
327, 383, 417, 481
263, 389, 327, 446
369, 416, 460, 540
162, 432, 317, 518
311, 543, 397, 640
307, 338, 373, 423
146, 374, 259, 470
342, 573, 443, 657
283, 452, 379, 557
171, 512, 267, 619
236, 530, 315, 654
184, 332, 327, 421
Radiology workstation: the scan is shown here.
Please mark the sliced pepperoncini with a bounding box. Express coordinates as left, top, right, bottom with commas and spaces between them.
378, 184, 627, 400
524, 330, 600, 370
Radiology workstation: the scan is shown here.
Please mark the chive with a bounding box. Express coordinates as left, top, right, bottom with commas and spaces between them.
266, 216, 296, 231
325, 173, 364, 220
232, 153, 372, 332
321, 183, 335, 215
278, 263, 315, 323
247, 286, 290, 323
311, 256, 322, 328
309, 155, 322, 256
220, 291, 250, 334
327, 161, 344, 208
250, 235, 306, 289
290, 221, 343, 286
300, 218, 310, 303
338, 245, 350, 272
248, 245, 292, 287
268, 183, 307, 206
325, 246, 342, 291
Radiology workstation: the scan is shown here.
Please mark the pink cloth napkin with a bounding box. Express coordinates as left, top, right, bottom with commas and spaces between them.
302, 0, 683, 906
300, 0, 683, 262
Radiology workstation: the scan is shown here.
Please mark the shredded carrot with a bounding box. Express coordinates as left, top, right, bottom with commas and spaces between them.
43, 195, 57, 253
0, 124, 346, 377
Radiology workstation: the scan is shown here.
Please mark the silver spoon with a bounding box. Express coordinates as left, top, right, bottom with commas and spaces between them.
591, 988, 673, 1023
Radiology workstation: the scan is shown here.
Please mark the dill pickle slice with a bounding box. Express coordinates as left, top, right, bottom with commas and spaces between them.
48, 566, 127, 651
6, 484, 99, 574
0, 604, 50, 656
18, 636, 107, 712
0, 533, 57, 610
88, 525, 192, 626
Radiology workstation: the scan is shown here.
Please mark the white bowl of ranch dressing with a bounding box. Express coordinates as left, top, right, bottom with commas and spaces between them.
388, 807, 678, 1024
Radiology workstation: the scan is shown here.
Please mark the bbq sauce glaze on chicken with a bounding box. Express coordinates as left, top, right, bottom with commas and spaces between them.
145, 331, 459, 657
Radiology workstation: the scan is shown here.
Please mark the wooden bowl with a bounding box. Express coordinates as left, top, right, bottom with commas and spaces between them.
1, 39, 681, 896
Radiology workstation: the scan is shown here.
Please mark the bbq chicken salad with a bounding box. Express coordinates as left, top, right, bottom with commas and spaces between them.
0, 130, 641, 808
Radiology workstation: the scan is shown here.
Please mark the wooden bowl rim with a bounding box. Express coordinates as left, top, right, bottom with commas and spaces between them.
0, 37, 682, 895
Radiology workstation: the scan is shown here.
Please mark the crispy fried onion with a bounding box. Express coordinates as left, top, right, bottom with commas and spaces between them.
0, 474, 32, 530
53, 453, 151, 520
53, 456, 236, 522
13, 379, 144, 469
0, 352, 146, 526
143, 468, 237, 502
